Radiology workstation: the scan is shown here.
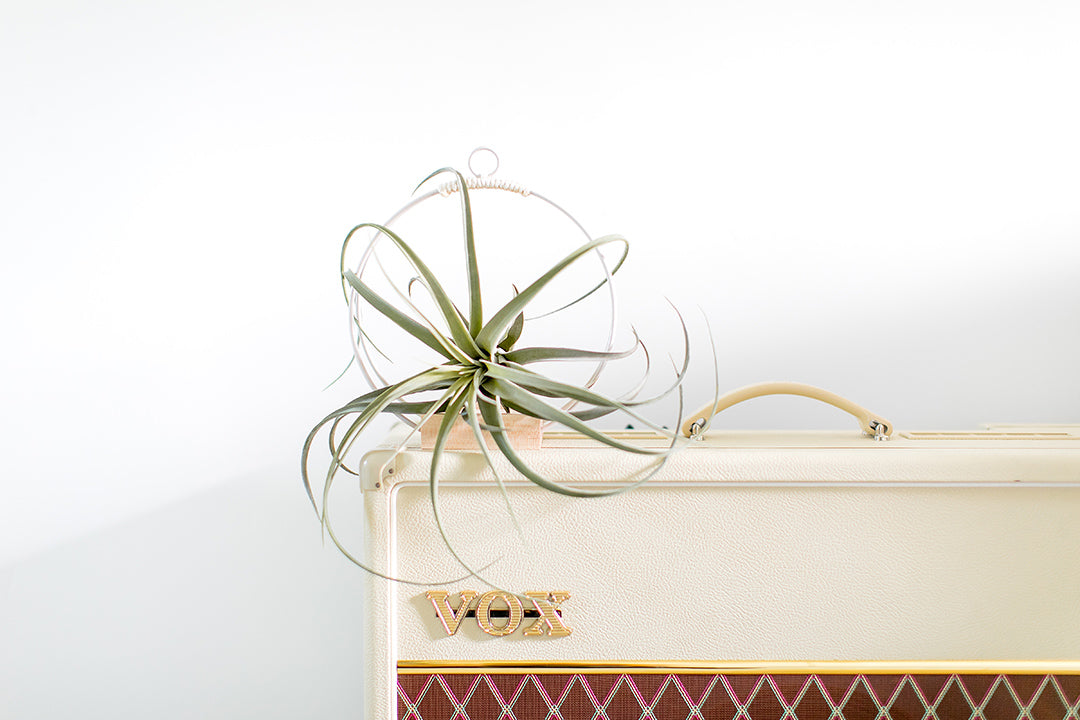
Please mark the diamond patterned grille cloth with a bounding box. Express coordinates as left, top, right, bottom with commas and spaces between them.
398, 673, 1080, 720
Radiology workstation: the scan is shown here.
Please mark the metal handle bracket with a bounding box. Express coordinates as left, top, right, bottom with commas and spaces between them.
681, 382, 894, 441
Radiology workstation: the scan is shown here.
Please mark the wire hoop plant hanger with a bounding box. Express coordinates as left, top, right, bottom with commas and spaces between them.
343, 148, 622, 428
307, 148, 691, 587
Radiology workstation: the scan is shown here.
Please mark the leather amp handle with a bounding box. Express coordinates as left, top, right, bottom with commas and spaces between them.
680, 382, 894, 440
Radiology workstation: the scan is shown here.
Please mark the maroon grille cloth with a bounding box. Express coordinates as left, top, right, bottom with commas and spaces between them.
398, 672, 1080, 720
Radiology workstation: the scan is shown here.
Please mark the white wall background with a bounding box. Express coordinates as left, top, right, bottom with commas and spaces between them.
2, 0, 1078, 716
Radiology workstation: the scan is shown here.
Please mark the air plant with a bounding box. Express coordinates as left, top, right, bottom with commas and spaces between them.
302, 167, 689, 583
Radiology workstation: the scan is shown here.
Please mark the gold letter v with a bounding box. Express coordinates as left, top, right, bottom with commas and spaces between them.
425, 590, 477, 636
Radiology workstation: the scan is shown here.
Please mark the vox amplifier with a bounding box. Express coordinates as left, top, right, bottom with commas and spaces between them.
358, 424, 1080, 720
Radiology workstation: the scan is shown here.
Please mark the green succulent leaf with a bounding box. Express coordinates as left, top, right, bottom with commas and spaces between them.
464, 377, 524, 541
416, 168, 483, 337
316, 378, 488, 586
524, 243, 630, 320
428, 379, 499, 584
475, 235, 629, 353
476, 393, 613, 498
343, 270, 465, 363
342, 222, 482, 358
301, 365, 464, 515
482, 361, 675, 436
493, 396, 616, 423
501, 331, 640, 365
476, 388, 684, 500
481, 376, 667, 456
497, 311, 524, 351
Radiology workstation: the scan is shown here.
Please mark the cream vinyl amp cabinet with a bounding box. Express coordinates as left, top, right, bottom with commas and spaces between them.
358, 425, 1080, 720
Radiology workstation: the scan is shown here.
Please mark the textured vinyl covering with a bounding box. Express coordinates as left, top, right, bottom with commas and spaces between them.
361, 432, 1080, 719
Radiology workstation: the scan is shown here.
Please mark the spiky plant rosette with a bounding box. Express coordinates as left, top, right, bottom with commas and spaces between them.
302, 167, 689, 583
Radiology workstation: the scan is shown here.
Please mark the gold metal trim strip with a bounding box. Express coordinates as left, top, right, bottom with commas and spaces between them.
398, 660, 1080, 675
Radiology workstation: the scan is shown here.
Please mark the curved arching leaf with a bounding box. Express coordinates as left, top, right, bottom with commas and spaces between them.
344, 270, 464, 362
482, 361, 675, 436
416, 168, 483, 336
475, 235, 629, 353
501, 340, 638, 365
342, 222, 482, 358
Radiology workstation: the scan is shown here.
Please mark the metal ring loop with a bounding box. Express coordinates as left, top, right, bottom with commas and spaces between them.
468, 147, 499, 178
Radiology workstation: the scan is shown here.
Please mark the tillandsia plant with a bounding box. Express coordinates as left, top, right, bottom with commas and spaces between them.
302, 167, 690, 583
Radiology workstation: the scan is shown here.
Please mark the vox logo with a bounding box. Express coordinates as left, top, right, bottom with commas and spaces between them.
424, 590, 572, 638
